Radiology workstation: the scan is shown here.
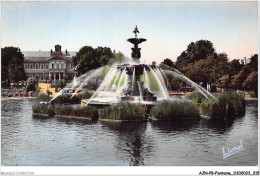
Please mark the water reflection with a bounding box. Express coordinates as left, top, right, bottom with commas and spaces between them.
101, 121, 155, 166
1, 99, 258, 166
151, 119, 199, 133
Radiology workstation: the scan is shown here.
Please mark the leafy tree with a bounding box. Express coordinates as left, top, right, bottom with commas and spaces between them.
246, 54, 258, 72
1, 47, 27, 84
26, 77, 38, 92
231, 68, 250, 90
176, 40, 216, 68
152, 61, 156, 66
219, 75, 231, 88
189, 69, 210, 88
181, 58, 229, 85
229, 59, 242, 76
217, 52, 229, 62
242, 71, 258, 96
161, 58, 174, 67
73, 46, 123, 75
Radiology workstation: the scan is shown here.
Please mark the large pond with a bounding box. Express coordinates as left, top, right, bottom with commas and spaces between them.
1, 98, 258, 166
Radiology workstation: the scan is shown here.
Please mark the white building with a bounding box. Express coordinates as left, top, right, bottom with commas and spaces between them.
23, 44, 77, 82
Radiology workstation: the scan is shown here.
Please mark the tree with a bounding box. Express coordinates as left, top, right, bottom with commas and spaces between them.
229, 59, 242, 76
231, 68, 250, 90
242, 71, 258, 96
176, 40, 216, 68
161, 58, 174, 68
152, 61, 156, 66
219, 75, 231, 88
181, 58, 229, 85
26, 77, 38, 92
246, 54, 258, 72
217, 52, 229, 62
1, 47, 27, 84
73, 45, 123, 75
190, 69, 210, 88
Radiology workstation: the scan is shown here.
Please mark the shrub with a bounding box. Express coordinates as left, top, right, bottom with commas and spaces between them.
26, 84, 36, 92
51, 91, 94, 104
32, 104, 55, 116
200, 92, 245, 118
150, 101, 200, 120
100, 102, 147, 120
188, 92, 206, 104
54, 106, 98, 120
36, 93, 51, 102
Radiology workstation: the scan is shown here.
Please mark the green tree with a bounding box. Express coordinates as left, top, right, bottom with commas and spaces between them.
231, 68, 250, 90
161, 58, 174, 67
246, 54, 258, 72
242, 71, 258, 96
176, 40, 216, 68
73, 45, 122, 75
219, 75, 231, 88
1, 47, 27, 84
182, 58, 229, 85
229, 59, 242, 76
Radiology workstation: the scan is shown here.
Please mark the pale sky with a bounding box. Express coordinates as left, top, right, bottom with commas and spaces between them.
1, 1, 258, 64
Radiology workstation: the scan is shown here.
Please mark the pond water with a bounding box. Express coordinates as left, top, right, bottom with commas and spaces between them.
1, 98, 258, 166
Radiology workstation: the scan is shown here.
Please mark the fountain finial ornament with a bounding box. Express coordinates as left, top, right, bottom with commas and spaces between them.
127, 26, 146, 60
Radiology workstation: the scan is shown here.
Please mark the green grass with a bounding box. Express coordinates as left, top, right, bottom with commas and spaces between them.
150, 101, 200, 120
120, 77, 125, 87
100, 102, 147, 120
149, 72, 160, 91
200, 92, 245, 118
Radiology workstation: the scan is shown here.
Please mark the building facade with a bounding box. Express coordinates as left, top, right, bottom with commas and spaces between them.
24, 44, 77, 82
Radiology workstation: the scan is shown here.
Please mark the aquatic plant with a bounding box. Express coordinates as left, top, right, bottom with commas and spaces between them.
54, 106, 98, 120
36, 93, 51, 102
188, 92, 207, 104
200, 92, 245, 118
150, 101, 200, 120
32, 104, 55, 116
100, 102, 147, 120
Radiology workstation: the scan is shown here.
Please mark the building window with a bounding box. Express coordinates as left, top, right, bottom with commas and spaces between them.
61, 64, 64, 69
52, 64, 54, 69
41, 65, 44, 69
36, 65, 38, 69
46, 64, 48, 69
57, 64, 59, 69
30, 65, 33, 69
24, 64, 28, 69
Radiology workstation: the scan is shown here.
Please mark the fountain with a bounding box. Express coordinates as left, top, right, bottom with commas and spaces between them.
50, 26, 215, 107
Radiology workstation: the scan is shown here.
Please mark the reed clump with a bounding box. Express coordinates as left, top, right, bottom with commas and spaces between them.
150, 101, 200, 120
200, 92, 245, 118
32, 104, 55, 116
54, 106, 99, 120
100, 102, 147, 120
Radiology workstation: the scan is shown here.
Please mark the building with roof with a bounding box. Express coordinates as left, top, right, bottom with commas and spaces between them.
23, 44, 77, 82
